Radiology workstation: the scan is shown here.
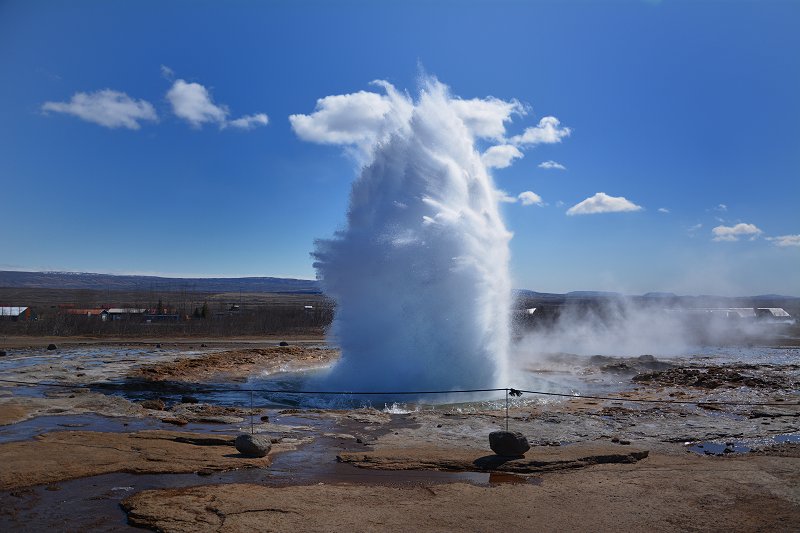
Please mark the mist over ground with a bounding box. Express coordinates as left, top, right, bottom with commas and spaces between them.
513, 295, 797, 362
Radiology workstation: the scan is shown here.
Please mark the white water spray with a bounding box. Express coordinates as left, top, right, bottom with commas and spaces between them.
309, 79, 513, 392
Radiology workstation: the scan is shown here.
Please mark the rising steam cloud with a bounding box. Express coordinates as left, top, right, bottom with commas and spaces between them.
293, 77, 556, 391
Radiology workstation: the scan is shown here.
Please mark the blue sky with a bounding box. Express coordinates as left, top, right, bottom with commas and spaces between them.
1, 0, 798, 296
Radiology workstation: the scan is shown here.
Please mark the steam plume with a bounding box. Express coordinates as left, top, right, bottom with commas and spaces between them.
310, 78, 513, 392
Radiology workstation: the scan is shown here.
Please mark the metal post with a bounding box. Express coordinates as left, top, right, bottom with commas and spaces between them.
505, 388, 509, 431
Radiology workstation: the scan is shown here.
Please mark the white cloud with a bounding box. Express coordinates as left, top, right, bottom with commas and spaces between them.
291, 80, 570, 170
228, 113, 269, 130
538, 160, 566, 170
495, 189, 518, 203
714, 203, 728, 212
291, 84, 526, 148
450, 96, 524, 140
766, 234, 800, 247
482, 144, 523, 169
566, 192, 643, 215
518, 191, 544, 206
289, 85, 402, 146
166, 79, 268, 130
555, 200, 565, 208
688, 223, 703, 235
510, 116, 571, 146
711, 223, 762, 242
658, 207, 670, 214
167, 79, 229, 128
160, 65, 175, 80
41, 89, 157, 129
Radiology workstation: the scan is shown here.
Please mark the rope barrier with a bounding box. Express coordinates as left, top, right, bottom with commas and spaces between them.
0, 377, 797, 407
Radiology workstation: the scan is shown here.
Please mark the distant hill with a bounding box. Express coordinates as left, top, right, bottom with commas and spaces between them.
565, 291, 623, 299
1, 271, 797, 302
0, 271, 321, 294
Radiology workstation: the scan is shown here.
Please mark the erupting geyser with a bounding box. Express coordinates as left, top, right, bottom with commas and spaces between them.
305, 78, 515, 392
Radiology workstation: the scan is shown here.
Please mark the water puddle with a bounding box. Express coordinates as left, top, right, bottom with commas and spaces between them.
686, 433, 799, 456
0, 415, 155, 444
0, 413, 252, 444
487, 472, 542, 486
687, 441, 751, 455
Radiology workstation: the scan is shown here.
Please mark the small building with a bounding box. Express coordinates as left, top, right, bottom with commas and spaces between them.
0, 306, 34, 321
669, 307, 793, 324
65, 308, 108, 320
106, 308, 147, 320
755, 307, 793, 323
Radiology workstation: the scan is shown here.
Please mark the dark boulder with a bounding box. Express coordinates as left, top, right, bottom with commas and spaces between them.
47, 344, 58, 350
181, 395, 199, 404
0, 350, 6, 357
489, 431, 530, 457
235, 434, 271, 457
278, 341, 289, 347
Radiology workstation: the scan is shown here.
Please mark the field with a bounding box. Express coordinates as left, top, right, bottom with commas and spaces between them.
0, 287, 333, 339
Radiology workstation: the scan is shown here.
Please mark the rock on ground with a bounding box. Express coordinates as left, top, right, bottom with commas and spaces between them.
235, 434, 271, 457
489, 431, 531, 456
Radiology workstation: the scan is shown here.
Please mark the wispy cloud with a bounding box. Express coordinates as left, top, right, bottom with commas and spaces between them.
160, 64, 175, 80
566, 192, 643, 215
228, 113, 269, 130
658, 207, 670, 214
510, 116, 571, 146
714, 203, 728, 212
767, 234, 800, 247
166, 79, 229, 128
450, 96, 524, 141
538, 160, 566, 170
42, 89, 157, 129
711, 223, 762, 242
166, 78, 268, 130
518, 191, 544, 206
688, 223, 703, 236
35, 67, 62, 81
482, 144, 523, 169
495, 190, 518, 203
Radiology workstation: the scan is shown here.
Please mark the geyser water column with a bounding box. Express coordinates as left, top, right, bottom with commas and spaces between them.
309, 79, 513, 392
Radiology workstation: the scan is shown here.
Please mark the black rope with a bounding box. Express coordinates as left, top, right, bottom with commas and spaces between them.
0, 377, 797, 407
516, 389, 799, 407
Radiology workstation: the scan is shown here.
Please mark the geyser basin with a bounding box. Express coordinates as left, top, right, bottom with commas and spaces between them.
303, 78, 516, 392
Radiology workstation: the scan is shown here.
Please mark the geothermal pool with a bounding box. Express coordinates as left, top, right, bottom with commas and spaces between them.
2, 343, 796, 411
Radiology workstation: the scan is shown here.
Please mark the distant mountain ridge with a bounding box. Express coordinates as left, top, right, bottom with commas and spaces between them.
0, 271, 321, 294
2, 271, 798, 300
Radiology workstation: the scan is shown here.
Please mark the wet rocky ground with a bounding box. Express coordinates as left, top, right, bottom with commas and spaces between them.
0, 342, 798, 531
